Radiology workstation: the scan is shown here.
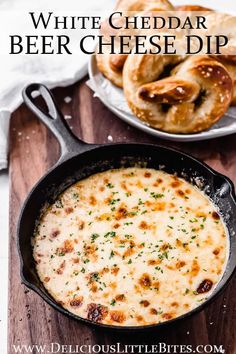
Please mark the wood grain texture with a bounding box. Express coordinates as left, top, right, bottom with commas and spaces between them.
8, 79, 236, 354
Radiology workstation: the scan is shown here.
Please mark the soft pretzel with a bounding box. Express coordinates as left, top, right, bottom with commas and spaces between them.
214, 59, 236, 105
171, 6, 236, 106
123, 54, 232, 133
96, 52, 127, 88
196, 12, 236, 105
96, 0, 174, 88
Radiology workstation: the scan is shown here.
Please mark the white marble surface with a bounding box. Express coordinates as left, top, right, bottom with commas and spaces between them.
0, 171, 9, 354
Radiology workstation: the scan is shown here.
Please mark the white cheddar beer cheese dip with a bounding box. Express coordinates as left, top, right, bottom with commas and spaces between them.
33, 168, 228, 326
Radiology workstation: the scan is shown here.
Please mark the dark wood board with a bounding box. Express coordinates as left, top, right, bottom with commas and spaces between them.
8, 78, 236, 354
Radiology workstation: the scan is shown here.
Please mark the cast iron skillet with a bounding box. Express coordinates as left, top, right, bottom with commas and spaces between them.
18, 83, 236, 331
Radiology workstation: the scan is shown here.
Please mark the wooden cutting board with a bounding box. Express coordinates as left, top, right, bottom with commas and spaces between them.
8, 79, 236, 353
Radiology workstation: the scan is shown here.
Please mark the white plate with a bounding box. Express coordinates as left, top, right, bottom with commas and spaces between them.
88, 54, 236, 142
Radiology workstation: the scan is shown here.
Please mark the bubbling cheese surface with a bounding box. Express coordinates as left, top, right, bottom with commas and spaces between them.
33, 168, 228, 326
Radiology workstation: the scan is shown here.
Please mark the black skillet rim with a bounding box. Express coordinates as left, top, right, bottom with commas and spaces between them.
17, 142, 236, 331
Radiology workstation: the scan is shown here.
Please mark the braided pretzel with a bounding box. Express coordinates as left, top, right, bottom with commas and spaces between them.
123, 54, 232, 133
96, 0, 174, 88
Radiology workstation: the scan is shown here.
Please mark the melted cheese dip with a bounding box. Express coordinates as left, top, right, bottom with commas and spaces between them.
33, 168, 228, 326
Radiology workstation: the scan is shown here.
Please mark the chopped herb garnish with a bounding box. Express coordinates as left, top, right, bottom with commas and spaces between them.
138, 198, 144, 205
155, 266, 163, 273
130, 211, 138, 216
109, 250, 115, 259
109, 198, 120, 205
104, 231, 116, 238
72, 192, 79, 200
163, 251, 168, 259
55, 199, 63, 208
91, 272, 100, 282
91, 233, 100, 243
150, 192, 164, 199
189, 218, 198, 223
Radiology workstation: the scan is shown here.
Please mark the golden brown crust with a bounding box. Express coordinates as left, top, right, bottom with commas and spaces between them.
138, 78, 200, 104
217, 56, 236, 65
109, 54, 128, 73
96, 52, 125, 88
215, 60, 236, 105
200, 12, 236, 105
123, 54, 232, 133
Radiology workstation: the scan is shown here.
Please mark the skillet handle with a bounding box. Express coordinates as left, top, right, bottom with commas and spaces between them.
22, 83, 92, 161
